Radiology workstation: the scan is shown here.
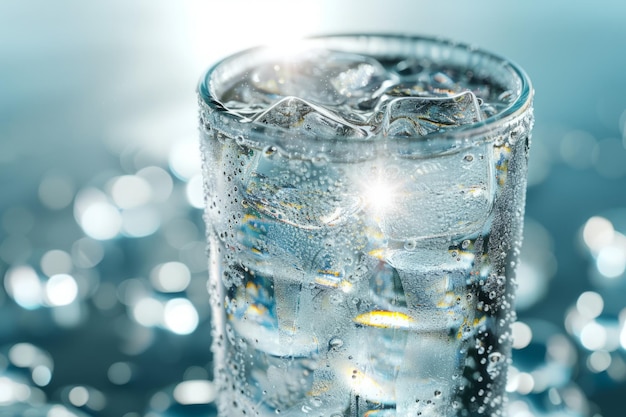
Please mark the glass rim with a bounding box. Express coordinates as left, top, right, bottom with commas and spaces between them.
198, 33, 533, 153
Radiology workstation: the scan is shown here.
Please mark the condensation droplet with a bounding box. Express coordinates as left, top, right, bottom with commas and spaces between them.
329, 337, 344, 350
311, 155, 329, 166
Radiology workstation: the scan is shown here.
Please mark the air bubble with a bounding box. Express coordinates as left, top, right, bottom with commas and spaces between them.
404, 239, 417, 250
328, 337, 344, 350
310, 397, 322, 407
329, 293, 344, 304
263, 145, 278, 157
463, 154, 474, 163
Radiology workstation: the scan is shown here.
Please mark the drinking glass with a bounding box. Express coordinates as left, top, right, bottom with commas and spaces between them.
198, 34, 533, 417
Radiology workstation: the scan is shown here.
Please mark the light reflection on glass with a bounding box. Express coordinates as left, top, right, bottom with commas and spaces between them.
362, 179, 398, 215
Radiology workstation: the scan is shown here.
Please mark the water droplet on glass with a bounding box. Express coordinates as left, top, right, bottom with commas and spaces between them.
328, 337, 344, 350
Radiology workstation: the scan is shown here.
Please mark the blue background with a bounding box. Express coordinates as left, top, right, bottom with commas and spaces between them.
1, 1, 626, 416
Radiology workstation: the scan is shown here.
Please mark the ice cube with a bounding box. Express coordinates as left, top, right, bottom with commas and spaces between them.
253, 96, 368, 138
220, 80, 278, 117
250, 50, 392, 107
369, 261, 407, 310
328, 53, 393, 100
396, 331, 462, 417
380, 91, 482, 137
393, 58, 426, 77
382, 82, 430, 98
358, 141, 494, 240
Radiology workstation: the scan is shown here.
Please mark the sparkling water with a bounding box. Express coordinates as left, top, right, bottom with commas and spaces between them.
200, 44, 532, 417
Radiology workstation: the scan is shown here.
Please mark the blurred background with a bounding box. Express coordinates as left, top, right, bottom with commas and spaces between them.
1, 1, 626, 416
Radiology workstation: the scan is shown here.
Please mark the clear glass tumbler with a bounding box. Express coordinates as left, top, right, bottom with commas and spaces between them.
198, 34, 533, 417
